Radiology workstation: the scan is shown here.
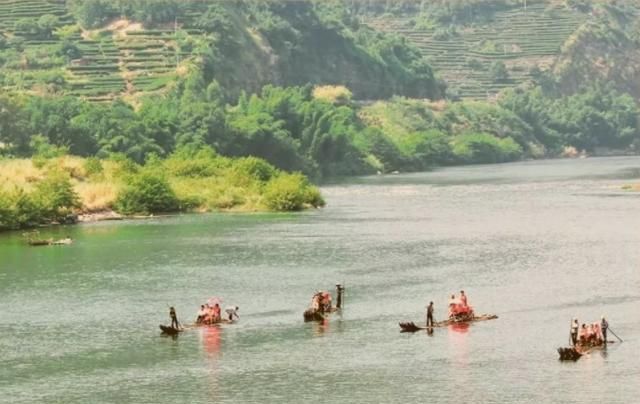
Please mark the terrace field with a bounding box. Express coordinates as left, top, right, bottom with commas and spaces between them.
364, 2, 588, 100
0, 0, 207, 101
0, 0, 443, 102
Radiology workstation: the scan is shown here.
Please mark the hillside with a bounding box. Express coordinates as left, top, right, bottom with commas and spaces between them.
0, 0, 442, 102
361, 0, 639, 101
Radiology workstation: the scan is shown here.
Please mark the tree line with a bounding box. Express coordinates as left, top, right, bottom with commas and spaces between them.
2, 73, 637, 180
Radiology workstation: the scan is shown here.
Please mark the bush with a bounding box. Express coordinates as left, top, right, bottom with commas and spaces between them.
30, 135, 69, 159
109, 154, 139, 179
115, 172, 179, 215
84, 157, 103, 177
0, 188, 42, 230
452, 133, 523, 164
164, 146, 221, 178
263, 173, 324, 211
232, 156, 278, 183
312, 85, 353, 105
490, 61, 509, 83
32, 172, 81, 222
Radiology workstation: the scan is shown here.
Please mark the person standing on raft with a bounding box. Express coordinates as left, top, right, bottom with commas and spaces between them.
570, 318, 579, 346
426, 302, 435, 327
601, 316, 609, 343
169, 306, 180, 329
460, 290, 468, 307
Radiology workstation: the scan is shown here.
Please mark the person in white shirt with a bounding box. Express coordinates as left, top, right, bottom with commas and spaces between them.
225, 306, 239, 321
196, 305, 207, 324
570, 318, 579, 346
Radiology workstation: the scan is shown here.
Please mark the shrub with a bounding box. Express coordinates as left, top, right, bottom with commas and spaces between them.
452, 133, 523, 164
115, 172, 179, 215
232, 156, 278, 183
164, 146, 220, 178
30, 135, 69, 159
312, 85, 353, 105
263, 173, 324, 211
109, 154, 139, 179
32, 172, 81, 222
0, 188, 42, 230
84, 157, 103, 177
303, 185, 325, 208
490, 61, 509, 83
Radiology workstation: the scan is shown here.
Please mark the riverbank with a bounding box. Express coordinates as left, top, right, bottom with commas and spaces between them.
0, 151, 324, 231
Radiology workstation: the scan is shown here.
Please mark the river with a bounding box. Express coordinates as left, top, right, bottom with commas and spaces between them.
1, 157, 639, 403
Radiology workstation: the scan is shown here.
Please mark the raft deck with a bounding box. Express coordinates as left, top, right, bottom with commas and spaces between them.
399, 314, 498, 332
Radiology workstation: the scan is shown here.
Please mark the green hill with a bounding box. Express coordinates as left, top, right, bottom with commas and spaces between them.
361, 0, 639, 101
0, 0, 442, 102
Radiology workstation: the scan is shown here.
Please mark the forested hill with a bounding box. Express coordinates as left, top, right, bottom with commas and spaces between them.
1, 0, 639, 184
357, 0, 640, 101
0, 0, 442, 101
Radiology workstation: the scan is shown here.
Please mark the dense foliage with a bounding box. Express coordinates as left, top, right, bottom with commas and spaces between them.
0, 0, 443, 101
0, 170, 80, 230
0, 150, 325, 230
2, 74, 637, 185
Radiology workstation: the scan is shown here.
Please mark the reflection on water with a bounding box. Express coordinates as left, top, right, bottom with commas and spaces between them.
449, 322, 470, 334
199, 326, 222, 401
1, 157, 640, 403
200, 326, 222, 358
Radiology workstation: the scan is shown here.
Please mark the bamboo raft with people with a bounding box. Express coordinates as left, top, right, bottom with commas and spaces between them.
160, 297, 239, 335
557, 316, 621, 361
303, 284, 344, 322
399, 290, 498, 332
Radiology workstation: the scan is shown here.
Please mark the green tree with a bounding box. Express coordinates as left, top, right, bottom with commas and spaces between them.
115, 172, 179, 215
32, 171, 81, 222
37, 14, 60, 39
490, 61, 509, 83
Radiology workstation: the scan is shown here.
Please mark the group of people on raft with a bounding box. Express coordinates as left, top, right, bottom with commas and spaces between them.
448, 290, 472, 319
195, 303, 240, 324
310, 290, 333, 313
570, 317, 609, 346
167, 302, 240, 329
424, 291, 473, 327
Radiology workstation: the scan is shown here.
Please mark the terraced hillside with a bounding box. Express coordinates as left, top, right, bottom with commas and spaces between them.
0, 1, 444, 102
0, 0, 207, 101
366, 2, 587, 100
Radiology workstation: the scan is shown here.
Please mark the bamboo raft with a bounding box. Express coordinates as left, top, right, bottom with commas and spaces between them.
160, 320, 235, 335
557, 340, 609, 361
399, 314, 498, 332
27, 238, 73, 246
159, 325, 182, 335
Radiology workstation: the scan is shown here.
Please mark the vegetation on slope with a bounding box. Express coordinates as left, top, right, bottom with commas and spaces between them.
357, 0, 640, 102
0, 149, 324, 230
554, 1, 640, 100
0, 0, 443, 101
3, 75, 637, 185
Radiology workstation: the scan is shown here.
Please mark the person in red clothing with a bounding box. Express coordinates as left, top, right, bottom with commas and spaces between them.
460, 290, 468, 307
212, 304, 221, 322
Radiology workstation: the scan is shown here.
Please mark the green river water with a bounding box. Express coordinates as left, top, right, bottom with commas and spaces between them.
1, 157, 639, 403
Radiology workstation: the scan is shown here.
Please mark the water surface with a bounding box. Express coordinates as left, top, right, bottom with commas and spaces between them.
1, 157, 640, 403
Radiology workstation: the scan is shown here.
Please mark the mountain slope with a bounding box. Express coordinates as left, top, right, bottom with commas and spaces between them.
360, 0, 640, 101
0, 0, 442, 101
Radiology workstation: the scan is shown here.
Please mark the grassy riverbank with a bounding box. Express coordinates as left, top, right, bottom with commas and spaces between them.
0, 150, 324, 231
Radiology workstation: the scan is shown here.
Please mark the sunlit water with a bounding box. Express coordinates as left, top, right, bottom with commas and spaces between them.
1, 157, 640, 403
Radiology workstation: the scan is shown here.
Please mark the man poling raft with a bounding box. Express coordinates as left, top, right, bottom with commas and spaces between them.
159, 306, 183, 335
303, 284, 344, 322
399, 290, 498, 332
557, 315, 621, 361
